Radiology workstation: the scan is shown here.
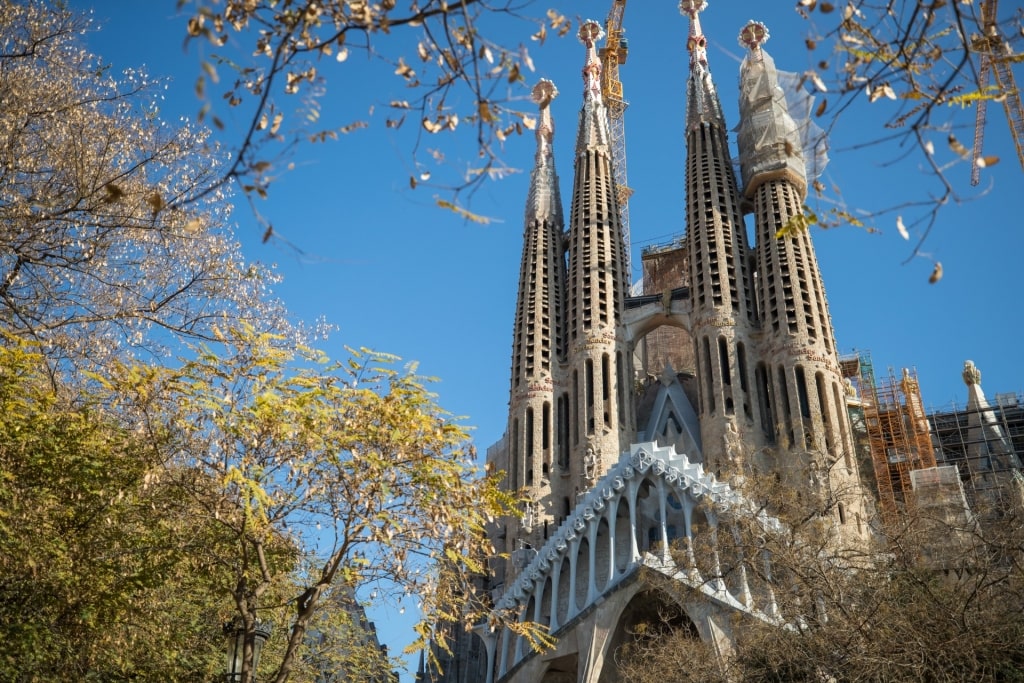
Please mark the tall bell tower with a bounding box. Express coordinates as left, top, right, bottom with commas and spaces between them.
735, 20, 868, 534
563, 20, 634, 494
680, 0, 760, 480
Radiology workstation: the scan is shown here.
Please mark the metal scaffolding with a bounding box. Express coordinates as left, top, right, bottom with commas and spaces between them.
928, 391, 1024, 512
841, 352, 937, 525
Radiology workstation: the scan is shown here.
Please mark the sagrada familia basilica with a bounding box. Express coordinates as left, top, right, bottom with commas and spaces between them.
417, 1, 1022, 681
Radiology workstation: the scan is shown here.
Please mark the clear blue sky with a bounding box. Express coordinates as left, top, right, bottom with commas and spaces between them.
79, 1, 1022, 678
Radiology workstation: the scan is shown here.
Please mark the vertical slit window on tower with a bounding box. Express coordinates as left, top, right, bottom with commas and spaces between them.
703, 337, 716, 415
586, 359, 596, 435
795, 366, 811, 419
796, 365, 813, 448
617, 351, 626, 429
738, 342, 752, 419
778, 365, 794, 448
526, 407, 535, 458
558, 394, 569, 470
512, 419, 520, 489
543, 402, 551, 451
602, 354, 611, 426
756, 363, 775, 443
816, 372, 834, 452
718, 336, 731, 386
572, 372, 580, 446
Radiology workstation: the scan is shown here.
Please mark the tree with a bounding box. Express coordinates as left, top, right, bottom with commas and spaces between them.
180, 0, 573, 225
0, 337, 235, 680
107, 328, 523, 683
615, 473, 1024, 682
0, 1, 288, 375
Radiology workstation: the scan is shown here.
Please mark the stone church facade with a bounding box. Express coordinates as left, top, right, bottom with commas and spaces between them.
420, 3, 875, 681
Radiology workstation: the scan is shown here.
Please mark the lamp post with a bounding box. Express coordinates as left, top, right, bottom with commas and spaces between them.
224, 617, 273, 682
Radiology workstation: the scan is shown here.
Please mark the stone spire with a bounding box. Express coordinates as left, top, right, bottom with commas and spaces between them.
564, 19, 632, 492
575, 20, 611, 155
679, 1, 758, 479
680, 0, 725, 131
524, 80, 563, 224
505, 80, 568, 549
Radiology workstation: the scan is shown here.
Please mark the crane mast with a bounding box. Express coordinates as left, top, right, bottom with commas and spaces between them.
970, 0, 1024, 186
599, 0, 634, 278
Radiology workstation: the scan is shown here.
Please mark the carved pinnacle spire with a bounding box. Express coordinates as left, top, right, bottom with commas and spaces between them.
532, 79, 558, 164
574, 20, 611, 155
578, 20, 605, 104
679, 0, 709, 69
525, 79, 562, 223
679, 0, 725, 130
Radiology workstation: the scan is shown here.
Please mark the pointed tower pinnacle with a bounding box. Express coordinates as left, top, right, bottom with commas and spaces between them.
680, 0, 725, 130
962, 361, 1020, 471
575, 20, 611, 154
525, 80, 562, 223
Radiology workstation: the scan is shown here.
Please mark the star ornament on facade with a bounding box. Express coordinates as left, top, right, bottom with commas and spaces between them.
738, 20, 770, 50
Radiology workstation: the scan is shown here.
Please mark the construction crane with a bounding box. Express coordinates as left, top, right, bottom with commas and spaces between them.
970, 0, 1024, 185
599, 0, 634, 277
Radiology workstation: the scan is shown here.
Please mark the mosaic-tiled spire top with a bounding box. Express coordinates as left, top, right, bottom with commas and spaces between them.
524, 79, 562, 223
575, 20, 611, 154
680, 0, 725, 130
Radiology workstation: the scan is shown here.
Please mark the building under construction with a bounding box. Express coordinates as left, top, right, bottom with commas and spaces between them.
841, 352, 937, 526
927, 361, 1024, 514
842, 352, 1024, 524
635, 239, 693, 379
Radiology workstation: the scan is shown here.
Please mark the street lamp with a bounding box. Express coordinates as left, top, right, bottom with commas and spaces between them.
224, 617, 273, 682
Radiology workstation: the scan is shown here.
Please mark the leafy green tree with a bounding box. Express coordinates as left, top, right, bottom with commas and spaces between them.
109, 328, 521, 683
0, 338, 232, 680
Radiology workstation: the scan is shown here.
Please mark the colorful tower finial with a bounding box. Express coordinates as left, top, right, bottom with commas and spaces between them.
738, 20, 769, 51
531, 79, 558, 164
679, 0, 709, 68
578, 20, 605, 102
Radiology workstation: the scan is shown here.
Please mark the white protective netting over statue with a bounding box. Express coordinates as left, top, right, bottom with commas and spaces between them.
735, 34, 828, 193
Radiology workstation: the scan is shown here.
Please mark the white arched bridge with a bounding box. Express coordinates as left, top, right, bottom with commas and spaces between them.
478, 442, 784, 683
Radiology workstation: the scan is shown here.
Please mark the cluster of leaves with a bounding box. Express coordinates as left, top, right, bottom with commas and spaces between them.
0, 1, 288, 374
181, 0, 573, 226
796, 0, 1023, 265
0, 338, 230, 680
102, 328, 520, 682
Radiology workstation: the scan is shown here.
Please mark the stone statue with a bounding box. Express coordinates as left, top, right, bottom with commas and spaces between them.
583, 447, 597, 481
963, 360, 981, 386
